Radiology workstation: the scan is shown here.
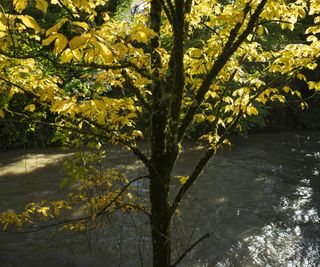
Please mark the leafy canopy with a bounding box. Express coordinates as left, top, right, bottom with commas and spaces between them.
0, 0, 320, 232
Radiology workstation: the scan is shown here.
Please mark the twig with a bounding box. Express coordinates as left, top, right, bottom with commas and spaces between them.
171, 233, 210, 267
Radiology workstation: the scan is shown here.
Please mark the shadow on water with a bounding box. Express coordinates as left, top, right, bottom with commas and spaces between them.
0, 147, 151, 267
0, 148, 87, 267
0, 132, 320, 266
0, 148, 74, 210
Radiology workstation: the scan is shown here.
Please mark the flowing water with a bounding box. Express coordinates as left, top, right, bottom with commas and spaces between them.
0, 131, 320, 266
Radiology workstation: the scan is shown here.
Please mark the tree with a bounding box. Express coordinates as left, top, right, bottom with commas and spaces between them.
1, 0, 320, 266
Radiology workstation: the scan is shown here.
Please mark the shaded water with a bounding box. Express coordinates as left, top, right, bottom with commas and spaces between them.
0, 131, 320, 266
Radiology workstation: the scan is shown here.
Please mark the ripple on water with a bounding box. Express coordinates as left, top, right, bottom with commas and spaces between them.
214, 173, 320, 267
216, 223, 320, 267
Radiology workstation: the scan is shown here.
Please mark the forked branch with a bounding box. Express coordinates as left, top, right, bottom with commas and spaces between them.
177, 0, 268, 143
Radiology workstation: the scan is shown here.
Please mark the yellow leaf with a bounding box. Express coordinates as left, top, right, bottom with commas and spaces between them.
0, 110, 4, 118
297, 73, 307, 81
69, 35, 90, 50
223, 139, 231, 146
247, 34, 253, 41
307, 62, 317, 70
307, 35, 318, 42
246, 106, 259, 116
53, 206, 60, 216
133, 77, 151, 87
72, 49, 83, 61
3, 221, 10, 231
24, 104, 36, 112
177, 176, 189, 185
84, 48, 99, 63
19, 15, 41, 32
13, 0, 27, 13
315, 16, 320, 24
207, 115, 215, 122
46, 18, 68, 36
102, 12, 110, 21
132, 130, 143, 138
0, 20, 7, 32
61, 48, 73, 63
283, 86, 291, 93
188, 48, 202, 58
256, 25, 265, 36
37, 207, 49, 216
36, 0, 48, 13
131, 31, 148, 43
130, 25, 156, 44
42, 33, 59, 46
195, 114, 205, 123
91, 39, 114, 63
54, 34, 68, 54
72, 21, 89, 30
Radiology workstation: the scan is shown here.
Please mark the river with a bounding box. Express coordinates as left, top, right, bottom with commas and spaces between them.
0, 131, 320, 266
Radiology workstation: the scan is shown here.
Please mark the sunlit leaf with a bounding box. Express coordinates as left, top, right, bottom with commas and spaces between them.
46, 18, 68, 36
24, 104, 36, 112
60, 48, 73, 62
13, 0, 27, 13
177, 176, 189, 185
36, 0, 48, 13
42, 33, 59, 46
54, 34, 68, 54
72, 21, 89, 30
19, 15, 41, 32
69, 35, 90, 50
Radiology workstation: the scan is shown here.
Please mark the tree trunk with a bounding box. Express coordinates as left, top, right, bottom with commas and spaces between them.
148, 1, 172, 265
150, 168, 171, 267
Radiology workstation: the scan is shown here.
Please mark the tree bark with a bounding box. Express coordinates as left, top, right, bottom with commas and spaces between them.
149, 1, 172, 266
150, 167, 171, 267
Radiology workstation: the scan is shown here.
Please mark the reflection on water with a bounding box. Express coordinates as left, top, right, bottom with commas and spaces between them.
0, 132, 320, 266
215, 176, 320, 267
182, 132, 320, 267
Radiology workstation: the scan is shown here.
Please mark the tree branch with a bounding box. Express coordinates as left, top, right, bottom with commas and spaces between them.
171, 233, 210, 267
159, 0, 174, 25
122, 70, 151, 111
184, 0, 193, 14
165, 0, 175, 21
99, 175, 150, 214
0, 76, 38, 98
0, 50, 159, 83
166, 0, 185, 155
170, 53, 313, 217
177, 0, 267, 143
56, 0, 78, 20
1, 175, 150, 233
170, 109, 244, 218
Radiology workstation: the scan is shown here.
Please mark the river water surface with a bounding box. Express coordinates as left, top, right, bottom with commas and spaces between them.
0, 131, 320, 266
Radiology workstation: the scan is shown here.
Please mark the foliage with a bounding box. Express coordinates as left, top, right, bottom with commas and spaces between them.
1, 150, 139, 232
1, 1, 320, 266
